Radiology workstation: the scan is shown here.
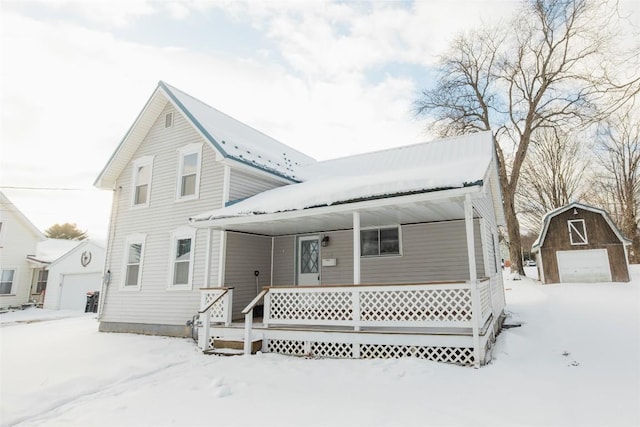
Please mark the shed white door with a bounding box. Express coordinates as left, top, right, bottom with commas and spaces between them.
556, 249, 612, 283
298, 236, 320, 286
59, 273, 102, 311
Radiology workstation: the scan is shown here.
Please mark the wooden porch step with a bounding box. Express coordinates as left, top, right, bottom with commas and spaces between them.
203, 337, 262, 355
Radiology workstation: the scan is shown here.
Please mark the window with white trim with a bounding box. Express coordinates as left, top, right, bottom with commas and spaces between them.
0, 269, 16, 295
169, 228, 196, 289
35, 269, 48, 294
176, 144, 202, 200
568, 219, 588, 245
361, 227, 401, 257
131, 156, 154, 207
123, 234, 146, 289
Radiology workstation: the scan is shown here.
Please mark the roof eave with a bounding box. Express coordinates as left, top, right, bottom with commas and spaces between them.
190, 184, 483, 230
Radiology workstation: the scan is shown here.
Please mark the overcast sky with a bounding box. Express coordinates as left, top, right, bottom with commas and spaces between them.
1, 0, 637, 241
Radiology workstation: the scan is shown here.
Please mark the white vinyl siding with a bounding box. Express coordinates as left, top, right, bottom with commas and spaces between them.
313, 220, 485, 285
228, 168, 287, 202
168, 228, 196, 290
131, 156, 154, 208
176, 144, 202, 200
224, 232, 272, 317
100, 102, 224, 326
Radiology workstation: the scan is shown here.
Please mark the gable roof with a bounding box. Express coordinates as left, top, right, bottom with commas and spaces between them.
0, 192, 45, 240
95, 81, 315, 189
26, 239, 105, 268
532, 202, 631, 252
191, 131, 501, 224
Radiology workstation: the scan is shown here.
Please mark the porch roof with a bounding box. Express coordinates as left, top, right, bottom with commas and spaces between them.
190, 131, 501, 235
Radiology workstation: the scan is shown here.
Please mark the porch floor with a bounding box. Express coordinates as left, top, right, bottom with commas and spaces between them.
220, 315, 494, 337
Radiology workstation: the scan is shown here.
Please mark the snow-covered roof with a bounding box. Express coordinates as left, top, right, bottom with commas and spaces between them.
161, 82, 315, 181
531, 202, 631, 252
95, 82, 316, 189
27, 239, 83, 264
191, 131, 495, 222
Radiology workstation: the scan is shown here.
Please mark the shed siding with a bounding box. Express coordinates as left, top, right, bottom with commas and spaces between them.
224, 232, 272, 318
540, 207, 630, 283
228, 169, 285, 202
270, 220, 485, 286
101, 102, 225, 327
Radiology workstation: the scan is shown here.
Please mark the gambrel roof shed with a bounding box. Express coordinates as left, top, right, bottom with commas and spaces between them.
95, 81, 315, 190
532, 202, 631, 284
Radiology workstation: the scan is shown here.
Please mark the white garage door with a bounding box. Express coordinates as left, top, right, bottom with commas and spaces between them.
556, 249, 612, 283
59, 273, 102, 311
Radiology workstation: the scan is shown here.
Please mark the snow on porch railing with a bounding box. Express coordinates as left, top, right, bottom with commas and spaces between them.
263, 281, 481, 330
198, 287, 233, 351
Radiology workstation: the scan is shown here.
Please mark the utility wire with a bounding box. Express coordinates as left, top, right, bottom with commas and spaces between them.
0, 186, 98, 191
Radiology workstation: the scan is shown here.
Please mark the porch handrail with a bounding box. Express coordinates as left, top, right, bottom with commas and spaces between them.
199, 288, 231, 314
242, 288, 269, 315
242, 288, 270, 355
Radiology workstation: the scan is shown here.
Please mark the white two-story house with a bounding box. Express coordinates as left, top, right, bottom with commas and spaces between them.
95, 82, 506, 366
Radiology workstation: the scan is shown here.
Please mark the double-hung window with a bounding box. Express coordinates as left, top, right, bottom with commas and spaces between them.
361, 226, 401, 257
169, 228, 196, 289
177, 144, 202, 200
35, 269, 48, 294
568, 219, 588, 245
131, 156, 154, 208
123, 234, 146, 289
0, 269, 16, 295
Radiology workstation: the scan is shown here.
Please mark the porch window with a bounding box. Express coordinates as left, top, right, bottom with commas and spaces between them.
169, 228, 196, 289
131, 156, 154, 208
568, 219, 588, 245
0, 269, 15, 294
177, 144, 202, 200
361, 227, 400, 257
123, 234, 146, 289
35, 269, 48, 294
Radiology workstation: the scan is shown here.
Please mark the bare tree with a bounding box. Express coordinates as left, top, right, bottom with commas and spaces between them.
587, 102, 640, 262
416, 0, 640, 275
517, 127, 589, 233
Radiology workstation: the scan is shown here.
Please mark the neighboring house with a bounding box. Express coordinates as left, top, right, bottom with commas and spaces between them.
532, 202, 631, 284
0, 192, 46, 309
27, 239, 106, 310
95, 81, 506, 366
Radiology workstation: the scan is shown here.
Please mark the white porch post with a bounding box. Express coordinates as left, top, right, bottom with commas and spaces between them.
465, 194, 482, 368
353, 211, 361, 285
204, 228, 212, 287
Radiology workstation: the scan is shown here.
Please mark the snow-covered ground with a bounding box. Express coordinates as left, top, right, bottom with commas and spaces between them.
1, 267, 639, 427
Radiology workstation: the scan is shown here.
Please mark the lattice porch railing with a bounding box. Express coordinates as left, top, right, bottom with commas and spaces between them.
263, 280, 492, 330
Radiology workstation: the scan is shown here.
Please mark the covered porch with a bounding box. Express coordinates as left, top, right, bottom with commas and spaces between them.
192, 184, 506, 367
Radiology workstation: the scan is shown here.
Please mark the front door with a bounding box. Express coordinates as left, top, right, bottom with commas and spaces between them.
298, 236, 320, 286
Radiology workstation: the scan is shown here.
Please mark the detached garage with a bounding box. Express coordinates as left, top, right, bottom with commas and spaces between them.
532, 202, 631, 284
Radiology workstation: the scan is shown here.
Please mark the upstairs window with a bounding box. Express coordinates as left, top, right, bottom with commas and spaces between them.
568, 219, 588, 245
131, 156, 154, 208
0, 269, 15, 295
177, 144, 202, 200
361, 227, 401, 257
123, 234, 146, 289
169, 228, 196, 289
